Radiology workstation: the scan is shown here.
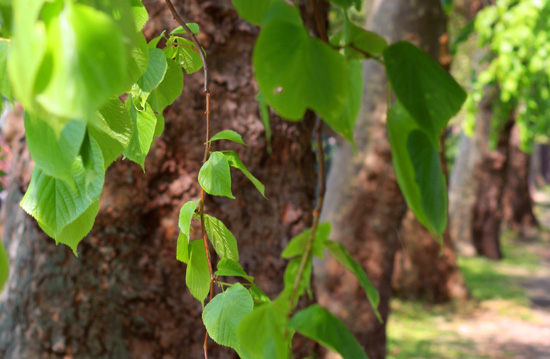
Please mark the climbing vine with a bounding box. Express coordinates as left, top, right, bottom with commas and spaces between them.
0, 0, 466, 357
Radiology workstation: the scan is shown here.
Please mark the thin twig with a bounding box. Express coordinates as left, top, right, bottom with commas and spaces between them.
164, 1, 212, 358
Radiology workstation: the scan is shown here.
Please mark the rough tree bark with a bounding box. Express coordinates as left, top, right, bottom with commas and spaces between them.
502, 124, 539, 235
0, 1, 317, 358
471, 100, 515, 260
316, 0, 448, 358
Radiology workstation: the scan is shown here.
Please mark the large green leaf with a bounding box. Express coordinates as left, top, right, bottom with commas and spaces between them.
222, 151, 265, 198
237, 299, 290, 359
253, 2, 354, 139
123, 100, 157, 170
24, 113, 86, 184
232, 0, 277, 25
136, 48, 167, 95
186, 240, 211, 304
125, 32, 150, 90
289, 305, 367, 359
198, 152, 234, 198
281, 222, 330, 259
383, 41, 466, 144
176, 199, 200, 263
203, 283, 254, 351
387, 101, 448, 235
148, 57, 183, 113
204, 214, 239, 262
37, 3, 127, 119
89, 98, 133, 167
20, 136, 105, 255
130, 0, 148, 30
324, 240, 381, 322
0, 241, 8, 292
216, 258, 254, 282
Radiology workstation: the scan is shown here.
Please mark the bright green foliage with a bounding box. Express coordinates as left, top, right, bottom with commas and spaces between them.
209, 130, 247, 146
237, 299, 291, 359
384, 41, 466, 146
164, 36, 203, 74
24, 114, 86, 185
186, 240, 211, 304
135, 48, 168, 101
20, 136, 105, 255
324, 240, 382, 322
283, 257, 313, 299
387, 101, 447, 236
199, 152, 235, 198
204, 214, 239, 262
176, 200, 200, 263
203, 283, 254, 351
126, 33, 150, 89
289, 305, 367, 359
130, 0, 148, 30
0, 39, 12, 106
231, 0, 278, 25
465, 0, 550, 152
223, 151, 266, 198
281, 222, 330, 259
148, 58, 184, 113
216, 258, 254, 282
249, 284, 271, 307
253, 2, 358, 142
170, 23, 199, 35
0, 242, 9, 291
124, 101, 158, 169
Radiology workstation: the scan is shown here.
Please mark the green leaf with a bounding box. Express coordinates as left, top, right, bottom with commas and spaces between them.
237, 299, 290, 359
289, 305, 367, 359
343, 24, 387, 58
165, 37, 203, 74
24, 113, 86, 184
232, 0, 277, 25
283, 257, 312, 298
149, 57, 183, 113
177, 199, 200, 263
387, 101, 448, 235
0, 241, 9, 292
123, 100, 157, 170
186, 240, 211, 304
441, 0, 453, 14
324, 240, 381, 322
198, 152, 234, 198
136, 48, 168, 95
170, 23, 200, 35
204, 214, 239, 262
253, 2, 351, 129
130, 0, 148, 30
222, 151, 265, 198
383, 41, 466, 144
327, 0, 362, 10
126, 32, 150, 90
282, 222, 330, 259
209, 130, 247, 146
20, 136, 105, 255
255, 91, 272, 154
90, 98, 133, 167
249, 284, 271, 307
203, 283, 254, 351
0, 40, 12, 101
37, 3, 127, 119
216, 258, 254, 282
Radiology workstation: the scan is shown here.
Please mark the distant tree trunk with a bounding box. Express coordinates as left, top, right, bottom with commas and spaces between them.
316, 0, 447, 358
471, 98, 515, 260
502, 125, 538, 235
393, 137, 469, 303
0, 2, 317, 359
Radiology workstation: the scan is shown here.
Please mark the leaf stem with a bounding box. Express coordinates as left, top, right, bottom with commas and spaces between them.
164, 1, 213, 358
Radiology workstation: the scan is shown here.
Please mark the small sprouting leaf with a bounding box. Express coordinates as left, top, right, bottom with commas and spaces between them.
186, 240, 211, 304
123, 100, 157, 170
90, 97, 133, 167
281, 222, 330, 259
223, 150, 266, 198
0, 241, 9, 292
177, 199, 200, 263
209, 130, 247, 146
324, 240, 381, 322
289, 305, 367, 359
198, 152, 235, 198
237, 299, 290, 359
170, 23, 200, 35
24, 113, 86, 184
383, 41, 466, 144
204, 214, 239, 262
202, 283, 254, 351
216, 258, 254, 282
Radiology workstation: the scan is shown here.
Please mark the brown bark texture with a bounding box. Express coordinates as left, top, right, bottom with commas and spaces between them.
0, 1, 318, 359
315, 0, 447, 358
471, 99, 515, 260
502, 125, 539, 234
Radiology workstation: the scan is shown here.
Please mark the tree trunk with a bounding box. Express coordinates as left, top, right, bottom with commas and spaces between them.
471, 97, 515, 260
0, 1, 317, 358
502, 124, 539, 235
316, 1, 446, 358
